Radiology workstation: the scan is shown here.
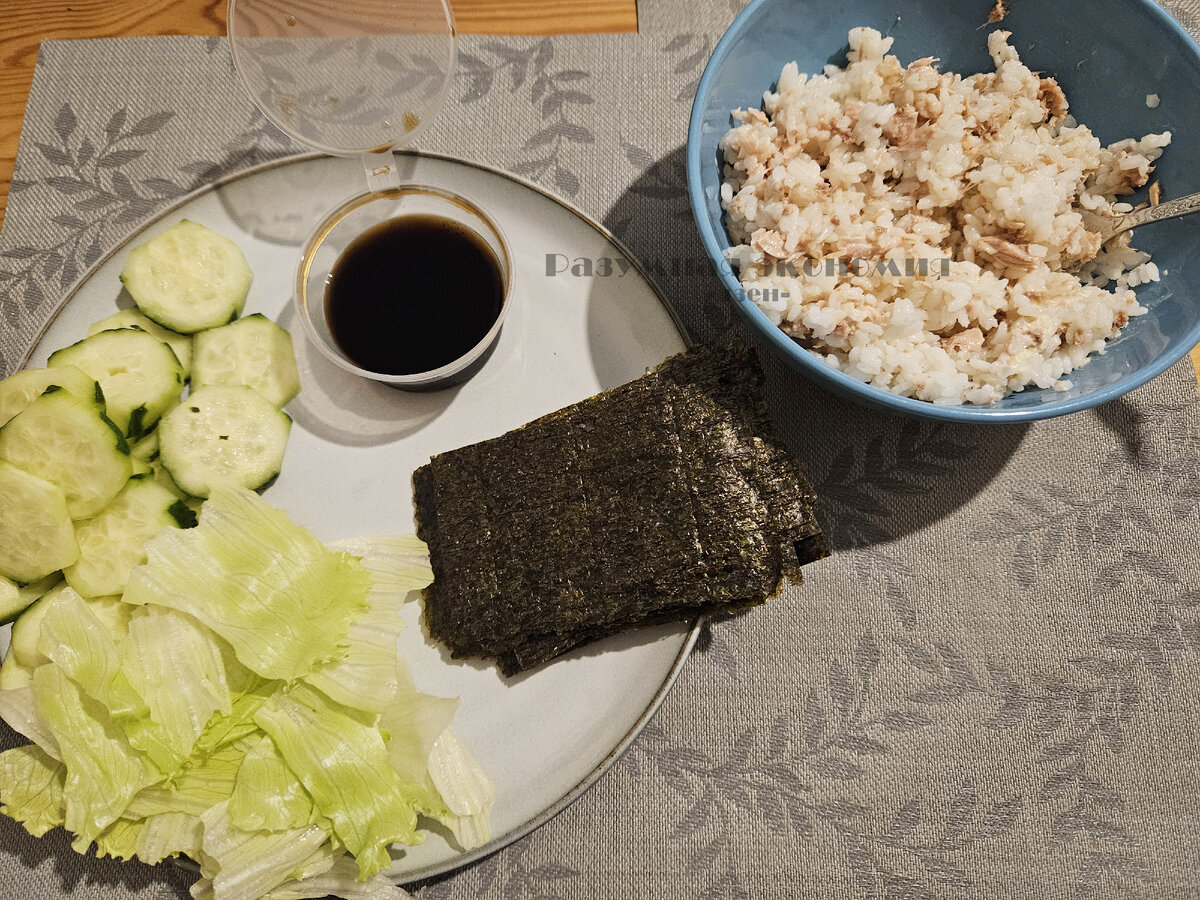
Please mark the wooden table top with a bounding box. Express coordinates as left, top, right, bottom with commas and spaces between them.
2, 0, 1198, 382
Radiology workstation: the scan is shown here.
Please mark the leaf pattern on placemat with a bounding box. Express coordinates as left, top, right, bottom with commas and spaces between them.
457, 39, 594, 197
812, 419, 976, 547
416, 832, 580, 900
0, 98, 296, 371
2, 103, 173, 296
662, 33, 715, 103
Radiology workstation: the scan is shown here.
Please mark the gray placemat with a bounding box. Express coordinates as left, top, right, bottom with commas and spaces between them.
2, 3, 1200, 898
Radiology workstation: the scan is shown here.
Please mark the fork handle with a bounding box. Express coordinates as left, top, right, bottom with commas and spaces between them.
1124, 190, 1200, 229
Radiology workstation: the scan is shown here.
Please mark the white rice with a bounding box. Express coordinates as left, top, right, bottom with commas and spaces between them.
719, 28, 1170, 405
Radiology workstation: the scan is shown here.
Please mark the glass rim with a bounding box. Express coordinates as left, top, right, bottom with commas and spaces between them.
226, 0, 458, 157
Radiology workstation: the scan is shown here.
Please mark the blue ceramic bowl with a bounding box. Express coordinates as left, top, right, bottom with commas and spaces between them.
687, 0, 1200, 422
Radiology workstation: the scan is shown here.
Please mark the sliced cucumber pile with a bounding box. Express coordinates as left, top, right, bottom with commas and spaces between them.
0, 219, 300, 645
120, 219, 252, 333
159, 385, 291, 498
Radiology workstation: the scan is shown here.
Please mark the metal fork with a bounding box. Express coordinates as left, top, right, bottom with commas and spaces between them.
1079, 191, 1200, 245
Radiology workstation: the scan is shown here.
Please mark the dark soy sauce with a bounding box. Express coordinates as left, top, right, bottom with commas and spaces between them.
324, 214, 504, 375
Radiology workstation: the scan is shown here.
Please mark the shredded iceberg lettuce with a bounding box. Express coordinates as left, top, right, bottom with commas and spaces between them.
227, 735, 312, 834
0, 744, 65, 837
254, 683, 445, 879
124, 485, 371, 680
0, 484, 494, 900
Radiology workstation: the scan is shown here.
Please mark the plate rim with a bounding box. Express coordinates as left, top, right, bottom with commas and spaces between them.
14, 148, 704, 884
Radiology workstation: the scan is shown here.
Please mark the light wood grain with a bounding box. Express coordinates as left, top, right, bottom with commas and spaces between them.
0, 0, 635, 229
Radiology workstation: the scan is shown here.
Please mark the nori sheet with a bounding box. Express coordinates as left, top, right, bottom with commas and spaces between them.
413, 340, 829, 675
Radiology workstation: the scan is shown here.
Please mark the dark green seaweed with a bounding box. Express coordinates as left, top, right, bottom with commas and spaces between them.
413, 341, 829, 674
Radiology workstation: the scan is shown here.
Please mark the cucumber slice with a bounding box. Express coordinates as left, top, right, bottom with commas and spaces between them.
9, 582, 74, 668
64, 478, 183, 598
132, 430, 160, 463
49, 327, 185, 440
191, 314, 301, 407
120, 220, 252, 334
0, 365, 100, 428
0, 461, 79, 583
0, 652, 32, 691
158, 385, 291, 498
85, 595, 136, 643
0, 388, 132, 519
89, 309, 195, 375
0, 573, 60, 626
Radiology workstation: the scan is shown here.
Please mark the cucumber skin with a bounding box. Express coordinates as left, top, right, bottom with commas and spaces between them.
0, 389, 132, 520
168, 500, 198, 529
49, 328, 185, 440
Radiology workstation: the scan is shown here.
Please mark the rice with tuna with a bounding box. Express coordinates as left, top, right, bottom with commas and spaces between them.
719, 28, 1170, 404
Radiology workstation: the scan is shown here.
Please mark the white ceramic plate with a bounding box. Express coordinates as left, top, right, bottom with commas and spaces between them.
9, 152, 698, 882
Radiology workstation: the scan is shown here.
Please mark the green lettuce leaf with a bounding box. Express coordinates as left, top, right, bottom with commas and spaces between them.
92, 816, 140, 861
124, 484, 370, 680
264, 854, 417, 899
379, 658, 457, 786
124, 741, 246, 819
193, 671, 280, 758
95, 811, 203, 865
0, 686, 62, 761
328, 535, 434, 595
303, 583, 408, 717
31, 665, 159, 847
0, 744, 65, 837
194, 801, 330, 900
37, 587, 180, 772
253, 683, 443, 879
120, 606, 231, 761
227, 734, 313, 833
425, 729, 495, 850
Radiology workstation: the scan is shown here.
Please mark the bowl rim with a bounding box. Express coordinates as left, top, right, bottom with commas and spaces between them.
685, 0, 1200, 423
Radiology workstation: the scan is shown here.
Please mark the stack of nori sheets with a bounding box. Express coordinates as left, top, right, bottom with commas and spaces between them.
412, 341, 829, 675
